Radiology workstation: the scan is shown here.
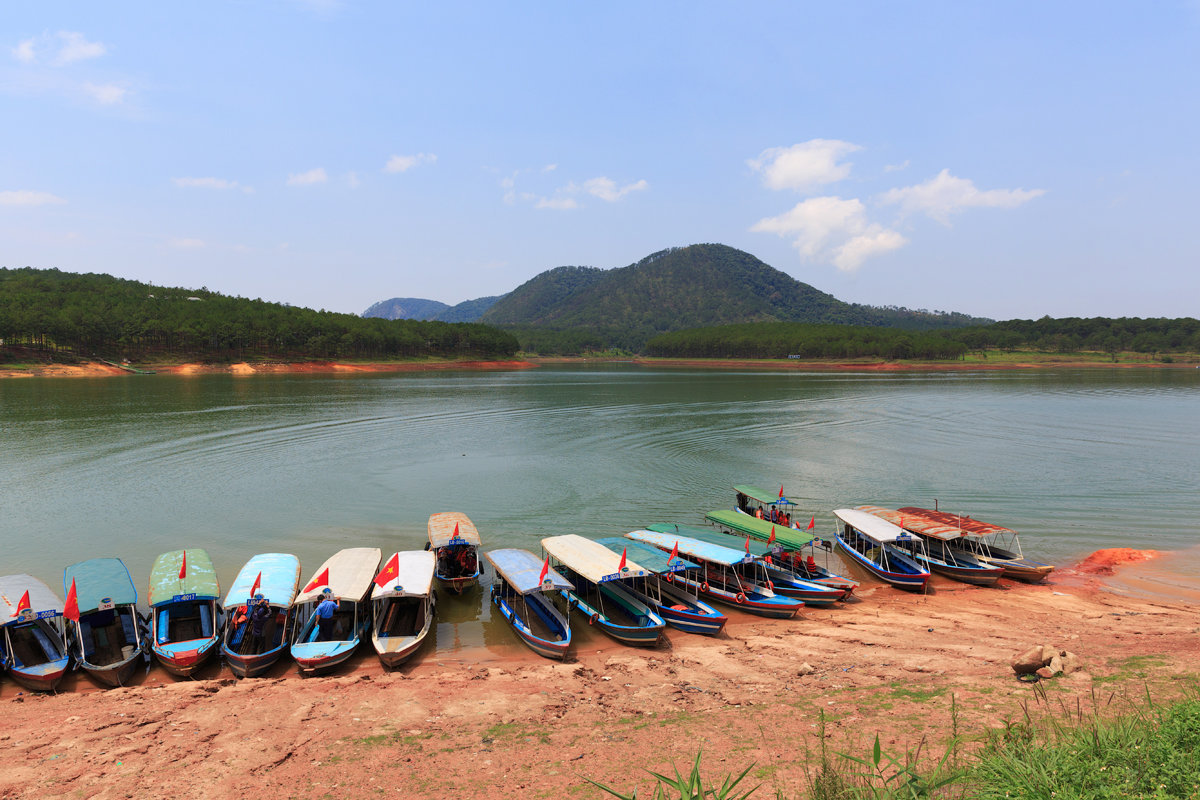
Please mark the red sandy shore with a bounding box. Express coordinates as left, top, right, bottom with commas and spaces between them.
0, 359, 537, 378
2, 548, 1196, 799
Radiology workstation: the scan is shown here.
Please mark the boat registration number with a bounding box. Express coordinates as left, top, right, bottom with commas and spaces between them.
98, 598, 115, 611
36, 609, 58, 619
447, 537, 470, 546
171, 593, 196, 602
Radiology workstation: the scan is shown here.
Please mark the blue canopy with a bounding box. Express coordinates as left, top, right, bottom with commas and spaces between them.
224, 553, 301, 608
625, 530, 755, 567
63, 558, 138, 613
485, 548, 572, 595
595, 536, 699, 574
647, 523, 779, 558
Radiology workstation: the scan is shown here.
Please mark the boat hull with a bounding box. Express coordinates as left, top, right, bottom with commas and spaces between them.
921, 559, 1004, 586
79, 653, 142, 687
630, 581, 727, 636
491, 591, 570, 660
674, 576, 802, 619
563, 590, 664, 646
834, 532, 929, 591
373, 633, 428, 668
152, 637, 220, 676
435, 569, 480, 594
292, 638, 362, 675
763, 566, 845, 606
7, 658, 70, 692
224, 644, 287, 678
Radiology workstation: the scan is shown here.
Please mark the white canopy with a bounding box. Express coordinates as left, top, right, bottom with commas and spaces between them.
833, 508, 915, 543
428, 512, 482, 549
295, 547, 382, 604
541, 534, 650, 583
0, 574, 63, 623
371, 551, 436, 600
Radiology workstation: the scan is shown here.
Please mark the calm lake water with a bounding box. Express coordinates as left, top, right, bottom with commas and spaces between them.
2, 365, 1197, 651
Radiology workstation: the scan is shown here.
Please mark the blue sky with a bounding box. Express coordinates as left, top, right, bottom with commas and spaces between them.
3, 2, 1198, 320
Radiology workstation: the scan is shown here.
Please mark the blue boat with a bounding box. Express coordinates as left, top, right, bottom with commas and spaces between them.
541, 534, 666, 647
221, 553, 302, 678
832, 509, 930, 591
63, 558, 146, 687
0, 574, 71, 692
485, 548, 573, 659
596, 536, 727, 636
290, 548, 381, 675
148, 549, 223, 676
625, 531, 804, 619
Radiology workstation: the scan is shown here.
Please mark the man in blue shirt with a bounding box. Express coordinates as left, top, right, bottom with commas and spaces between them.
316, 589, 339, 641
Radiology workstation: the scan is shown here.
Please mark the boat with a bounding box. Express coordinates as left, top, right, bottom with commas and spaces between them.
62, 558, 146, 687
625, 530, 804, 619
857, 506, 1005, 586
831, 509, 930, 591
148, 549, 223, 676
897, 507, 1055, 582
733, 483, 802, 527
221, 553, 301, 678
370, 551, 437, 668
485, 548, 574, 659
290, 547, 381, 675
428, 512, 482, 593
540, 534, 666, 646
0, 574, 71, 691
646, 523, 846, 606
595, 536, 727, 636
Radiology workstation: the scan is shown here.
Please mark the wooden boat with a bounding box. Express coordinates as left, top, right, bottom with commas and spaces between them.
707, 502, 858, 595
428, 512, 482, 593
897, 507, 1055, 582
0, 574, 71, 691
148, 549, 223, 676
370, 551, 437, 668
647, 523, 845, 606
858, 506, 1005, 586
290, 547, 381, 675
625, 530, 804, 619
485, 548, 573, 659
540, 534, 666, 647
221, 553, 301, 678
63, 558, 146, 687
831, 509, 930, 591
596, 536, 727, 636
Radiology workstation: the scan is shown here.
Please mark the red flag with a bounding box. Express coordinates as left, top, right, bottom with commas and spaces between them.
669, 540, 679, 565
745, 535, 751, 554
806, 516, 816, 531
768, 525, 776, 545
303, 567, 330, 593
64, 579, 80, 623
11, 590, 30, 618
765, 555, 773, 565
178, 550, 187, 580
779, 486, 784, 500
249, 571, 262, 598
453, 521, 460, 537
375, 553, 400, 588
538, 556, 550, 585
618, 547, 627, 571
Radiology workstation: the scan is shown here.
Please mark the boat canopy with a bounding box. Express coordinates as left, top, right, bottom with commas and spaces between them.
63, 558, 137, 613
541, 534, 651, 583
734, 484, 789, 505
427, 512, 482, 549
223, 553, 301, 607
858, 506, 980, 541
647, 523, 781, 559
295, 547, 382, 604
626, 530, 754, 567
371, 551, 436, 600
705, 510, 815, 549
148, 549, 220, 608
596, 536, 699, 574
485, 548, 573, 595
833, 508, 915, 543
898, 507, 1017, 538
0, 574, 63, 623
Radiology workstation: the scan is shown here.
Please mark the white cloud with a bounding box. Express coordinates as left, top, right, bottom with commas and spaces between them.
287, 167, 327, 186
884, 160, 910, 173
168, 237, 205, 248
542, 163, 558, 173
0, 190, 66, 206
12, 38, 35, 63
535, 195, 578, 210
583, 177, 648, 202
748, 139, 861, 192
345, 171, 360, 188
83, 82, 127, 105
751, 195, 905, 272
56, 32, 106, 65
879, 169, 1045, 224
384, 153, 436, 173
174, 177, 239, 190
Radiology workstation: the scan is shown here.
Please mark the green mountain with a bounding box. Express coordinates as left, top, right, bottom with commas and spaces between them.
434, 295, 506, 322
363, 297, 450, 320
479, 244, 990, 350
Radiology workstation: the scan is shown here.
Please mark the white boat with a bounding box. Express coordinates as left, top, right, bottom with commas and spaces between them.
370, 551, 437, 668
290, 547, 381, 675
0, 574, 71, 692
428, 513, 482, 593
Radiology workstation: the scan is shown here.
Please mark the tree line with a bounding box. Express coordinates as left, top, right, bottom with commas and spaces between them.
0, 268, 519, 362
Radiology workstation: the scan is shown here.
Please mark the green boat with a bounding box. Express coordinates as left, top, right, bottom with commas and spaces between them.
148, 549, 223, 677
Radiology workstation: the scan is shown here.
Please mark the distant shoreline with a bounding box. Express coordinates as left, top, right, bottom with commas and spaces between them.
0, 358, 537, 379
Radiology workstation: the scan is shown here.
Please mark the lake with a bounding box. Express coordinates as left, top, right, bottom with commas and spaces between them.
3, 365, 1197, 626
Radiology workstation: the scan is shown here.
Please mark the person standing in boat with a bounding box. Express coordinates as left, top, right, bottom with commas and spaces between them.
248, 596, 272, 653
316, 589, 339, 642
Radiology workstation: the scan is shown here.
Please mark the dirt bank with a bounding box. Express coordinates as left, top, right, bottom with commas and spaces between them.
3, 550, 1197, 799
0, 359, 536, 379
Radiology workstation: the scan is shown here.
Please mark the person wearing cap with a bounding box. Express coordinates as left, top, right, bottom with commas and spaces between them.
248, 596, 273, 652
316, 589, 339, 642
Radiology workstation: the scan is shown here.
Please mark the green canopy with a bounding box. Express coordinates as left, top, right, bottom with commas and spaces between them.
733, 485, 785, 505
705, 509, 815, 549
148, 549, 220, 607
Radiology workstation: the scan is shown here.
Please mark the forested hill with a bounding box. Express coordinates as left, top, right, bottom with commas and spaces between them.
0, 268, 519, 362
478, 244, 990, 350
362, 297, 449, 320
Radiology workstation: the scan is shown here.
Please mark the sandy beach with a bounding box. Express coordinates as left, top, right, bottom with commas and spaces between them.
2, 548, 1196, 799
